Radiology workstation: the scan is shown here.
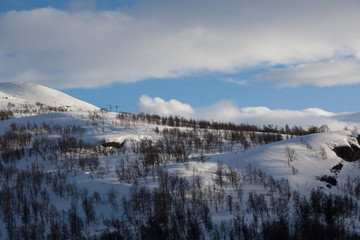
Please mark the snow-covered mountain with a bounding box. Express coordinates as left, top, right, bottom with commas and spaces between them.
0, 82, 98, 112
0, 81, 360, 239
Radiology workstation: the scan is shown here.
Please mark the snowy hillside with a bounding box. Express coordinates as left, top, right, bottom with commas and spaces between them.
0, 82, 360, 239
221, 131, 360, 193
0, 82, 98, 113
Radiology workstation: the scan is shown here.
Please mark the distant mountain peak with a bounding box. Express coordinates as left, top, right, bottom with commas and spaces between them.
0, 82, 99, 114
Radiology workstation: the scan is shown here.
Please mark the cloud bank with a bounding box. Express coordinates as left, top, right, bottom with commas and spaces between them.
0, 0, 359, 89
256, 59, 360, 87
137, 95, 358, 130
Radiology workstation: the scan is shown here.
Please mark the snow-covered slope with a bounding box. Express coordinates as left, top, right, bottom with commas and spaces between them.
0, 81, 359, 194
0, 82, 98, 112
216, 131, 360, 194
0, 81, 357, 192
0, 81, 360, 238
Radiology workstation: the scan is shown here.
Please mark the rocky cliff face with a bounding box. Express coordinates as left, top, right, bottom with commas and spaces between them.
333, 135, 360, 162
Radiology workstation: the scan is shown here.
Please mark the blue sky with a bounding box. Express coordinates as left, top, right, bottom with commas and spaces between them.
64, 76, 360, 114
0, 0, 139, 12
1, 0, 360, 126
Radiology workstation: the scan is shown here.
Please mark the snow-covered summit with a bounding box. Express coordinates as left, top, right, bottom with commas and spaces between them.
0, 82, 98, 112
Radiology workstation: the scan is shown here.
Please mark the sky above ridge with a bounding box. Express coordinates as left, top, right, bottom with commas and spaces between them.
1, 0, 360, 126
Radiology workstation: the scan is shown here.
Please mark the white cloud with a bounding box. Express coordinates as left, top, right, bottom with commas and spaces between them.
196, 100, 242, 122
0, 0, 359, 89
221, 78, 247, 86
137, 96, 357, 130
197, 102, 341, 128
256, 59, 360, 87
231, 107, 339, 128
137, 95, 194, 117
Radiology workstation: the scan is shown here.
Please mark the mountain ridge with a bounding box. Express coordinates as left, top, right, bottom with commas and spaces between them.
0, 81, 98, 112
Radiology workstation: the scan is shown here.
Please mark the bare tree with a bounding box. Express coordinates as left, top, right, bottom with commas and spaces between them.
284, 145, 296, 167
319, 124, 330, 132
319, 146, 327, 160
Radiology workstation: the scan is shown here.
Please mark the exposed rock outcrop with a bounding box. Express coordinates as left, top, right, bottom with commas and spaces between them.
333, 145, 360, 162
330, 162, 343, 174
101, 140, 125, 149
316, 175, 337, 188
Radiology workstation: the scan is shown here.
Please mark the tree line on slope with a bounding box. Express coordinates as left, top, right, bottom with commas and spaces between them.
0, 102, 70, 119
0, 112, 354, 239
1, 150, 359, 240
101, 164, 360, 240
116, 112, 329, 137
